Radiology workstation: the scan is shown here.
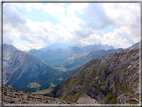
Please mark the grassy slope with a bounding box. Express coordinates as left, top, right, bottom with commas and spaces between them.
34, 88, 52, 94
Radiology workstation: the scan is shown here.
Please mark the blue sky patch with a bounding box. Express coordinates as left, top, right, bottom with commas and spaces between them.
15, 5, 60, 24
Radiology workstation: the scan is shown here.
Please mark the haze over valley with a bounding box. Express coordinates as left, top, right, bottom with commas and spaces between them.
2, 2, 140, 105
2, 43, 122, 92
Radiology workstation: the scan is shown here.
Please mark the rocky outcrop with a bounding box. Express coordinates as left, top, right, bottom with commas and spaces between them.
48, 46, 140, 104
3, 86, 75, 104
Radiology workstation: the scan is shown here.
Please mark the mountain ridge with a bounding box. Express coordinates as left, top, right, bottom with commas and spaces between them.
47, 45, 140, 104
63, 48, 123, 70
39, 43, 114, 51
29, 44, 117, 68
2, 44, 74, 92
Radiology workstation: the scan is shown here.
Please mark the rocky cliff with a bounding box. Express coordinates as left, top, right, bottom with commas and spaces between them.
48, 45, 140, 104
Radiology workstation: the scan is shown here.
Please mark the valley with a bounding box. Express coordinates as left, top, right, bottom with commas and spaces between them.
2, 44, 75, 92
2, 42, 140, 104
2, 43, 118, 93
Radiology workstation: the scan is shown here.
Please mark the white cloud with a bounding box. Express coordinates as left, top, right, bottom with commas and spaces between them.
3, 3, 27, 45
101, 27, 135, 48
67, 3, 88, 15
43, 3, 65, 16
102, 3, 140, 43
57, 14, 84, 32
13, 39, 47, 51
33, 3, 43, 10
79, 33, 102, 46
80, 3, 140, 47
3, 3, 140, 51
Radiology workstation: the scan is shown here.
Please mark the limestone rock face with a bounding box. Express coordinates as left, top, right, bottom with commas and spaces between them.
48, 46, 140, 104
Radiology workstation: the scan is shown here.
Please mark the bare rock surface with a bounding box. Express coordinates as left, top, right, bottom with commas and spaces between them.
3, 86, 76, 104
77, 92, 98, 104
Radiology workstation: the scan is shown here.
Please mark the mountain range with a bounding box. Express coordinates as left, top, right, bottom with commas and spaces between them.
2, 43, 119, 92
2, 44, 74, 92
2, 43, 121, 93
63, 48, 123, 70
47, 45, 140, 104
2, 41, 140, 104
29, 44, 116, 68
39, 42, 113, 52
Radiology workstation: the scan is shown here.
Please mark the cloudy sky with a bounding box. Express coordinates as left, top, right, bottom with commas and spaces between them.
3, 2, 140, 51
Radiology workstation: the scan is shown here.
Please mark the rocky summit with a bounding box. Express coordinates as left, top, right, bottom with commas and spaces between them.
3, 86, 75, 104
48, 45, 140, 104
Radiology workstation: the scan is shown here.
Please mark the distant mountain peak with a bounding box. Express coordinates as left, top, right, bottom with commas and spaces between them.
130, 40, 141, 48
38, 43, 114, 52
